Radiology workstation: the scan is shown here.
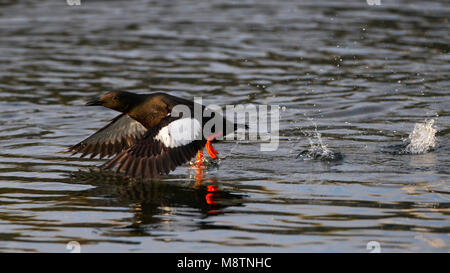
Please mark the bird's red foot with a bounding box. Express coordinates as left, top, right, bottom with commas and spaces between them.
205, 139, 218, 159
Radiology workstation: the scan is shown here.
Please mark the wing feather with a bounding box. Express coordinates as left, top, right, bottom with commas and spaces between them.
68, 114, 147, 159
101, 121, 205, 179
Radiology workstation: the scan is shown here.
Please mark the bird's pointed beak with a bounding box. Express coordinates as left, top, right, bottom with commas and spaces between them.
85, 98, 103, 106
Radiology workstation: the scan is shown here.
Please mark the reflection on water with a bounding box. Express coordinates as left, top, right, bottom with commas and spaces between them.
0, 0, 449, 252
68, 168, 245, 233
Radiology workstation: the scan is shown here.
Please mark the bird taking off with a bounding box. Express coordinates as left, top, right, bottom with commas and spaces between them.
68, 91, 239, 179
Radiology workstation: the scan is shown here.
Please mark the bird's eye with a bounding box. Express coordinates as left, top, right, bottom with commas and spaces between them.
113, 96, 119, 101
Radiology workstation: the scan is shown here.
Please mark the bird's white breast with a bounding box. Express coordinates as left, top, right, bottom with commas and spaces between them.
155, 118, 202, 148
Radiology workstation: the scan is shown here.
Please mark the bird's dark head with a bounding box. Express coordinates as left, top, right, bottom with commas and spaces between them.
86, 91, 140, 113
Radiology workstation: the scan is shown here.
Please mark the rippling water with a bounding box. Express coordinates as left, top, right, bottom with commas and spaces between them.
0, 0, 449, 252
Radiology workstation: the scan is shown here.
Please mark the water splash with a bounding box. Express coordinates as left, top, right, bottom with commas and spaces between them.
188, 155, 220, 169
296, 122, 343, 161
404, 119, 437, 154
383, 119, 437, 155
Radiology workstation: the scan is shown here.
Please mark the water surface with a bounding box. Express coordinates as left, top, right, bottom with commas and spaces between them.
0, 0, 449, 252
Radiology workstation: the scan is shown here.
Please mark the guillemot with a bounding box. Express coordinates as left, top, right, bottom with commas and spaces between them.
69, 91, 239, 179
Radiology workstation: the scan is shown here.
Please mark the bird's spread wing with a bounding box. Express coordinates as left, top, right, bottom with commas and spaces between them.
68, 114, 147, 159
101, 117, 205, 179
